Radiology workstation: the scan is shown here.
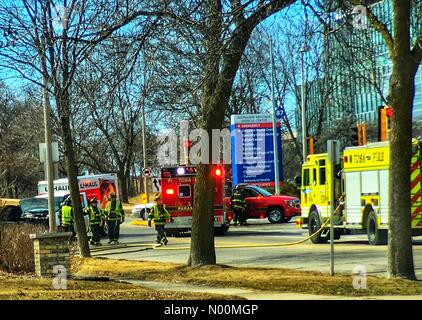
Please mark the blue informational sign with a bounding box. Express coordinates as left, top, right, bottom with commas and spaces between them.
230, 114, 283, 188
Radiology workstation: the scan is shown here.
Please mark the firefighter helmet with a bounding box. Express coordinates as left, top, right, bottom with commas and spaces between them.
63, 196, 71, 206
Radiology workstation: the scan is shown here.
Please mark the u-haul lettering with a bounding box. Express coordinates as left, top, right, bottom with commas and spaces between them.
79, 181, 99, 189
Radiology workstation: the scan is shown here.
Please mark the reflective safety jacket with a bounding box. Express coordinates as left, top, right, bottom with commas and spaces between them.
104, 200, 124, 221
86, 206, 104, 225
148, 204, 171, 226
61, 205, 73, 226
231, 191, 246, 210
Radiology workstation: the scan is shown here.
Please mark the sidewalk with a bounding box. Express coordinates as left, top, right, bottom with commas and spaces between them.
119, 279, 422, 300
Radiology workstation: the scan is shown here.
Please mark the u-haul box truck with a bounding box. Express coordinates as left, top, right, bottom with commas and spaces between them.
38, 173, 119, 209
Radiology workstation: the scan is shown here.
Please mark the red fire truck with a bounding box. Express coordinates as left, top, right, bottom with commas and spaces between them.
160, 165, 230, 236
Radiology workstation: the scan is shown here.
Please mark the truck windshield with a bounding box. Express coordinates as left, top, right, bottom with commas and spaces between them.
20, 198, 48, 213
251, 186, 272, 197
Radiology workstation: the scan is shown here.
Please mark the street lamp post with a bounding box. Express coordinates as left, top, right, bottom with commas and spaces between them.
269, 36, 281, 195
300, 44, 309, 163
141, 98, 149, 204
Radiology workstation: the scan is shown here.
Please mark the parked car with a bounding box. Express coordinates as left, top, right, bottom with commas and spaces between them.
20, 192, 89, 231
224, 184, 301, 224
131, 202, 154, 220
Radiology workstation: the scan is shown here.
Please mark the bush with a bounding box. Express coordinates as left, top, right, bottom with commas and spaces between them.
0, 222, 47, 273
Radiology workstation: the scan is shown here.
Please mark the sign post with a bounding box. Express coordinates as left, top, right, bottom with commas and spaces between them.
39, 142, 59, 232
142, 167, 152, 178
327, 140, 339, 276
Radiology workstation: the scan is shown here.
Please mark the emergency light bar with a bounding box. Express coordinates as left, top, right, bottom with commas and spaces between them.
161, 166, 197, 177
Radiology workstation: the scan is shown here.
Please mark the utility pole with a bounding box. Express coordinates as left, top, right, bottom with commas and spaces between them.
141, 98, 149, 203
42, 79, 56, 233
327, 140, 338, 276
300, 44, 309, 163
269, 36, 281, 195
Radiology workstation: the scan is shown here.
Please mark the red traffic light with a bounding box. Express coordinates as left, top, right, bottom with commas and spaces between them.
385, 107, 393, 118
184, 140, 193, 148
212, 166, 223, 178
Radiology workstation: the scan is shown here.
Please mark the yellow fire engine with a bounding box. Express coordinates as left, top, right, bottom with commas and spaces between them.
299, 139, 422, 245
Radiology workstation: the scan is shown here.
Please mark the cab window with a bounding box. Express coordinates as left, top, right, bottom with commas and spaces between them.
303, 168, 310, 186
178, 185, 191, 198
243, 189, 258, 198
319, 167, 326, 185
312, 168, 317, 185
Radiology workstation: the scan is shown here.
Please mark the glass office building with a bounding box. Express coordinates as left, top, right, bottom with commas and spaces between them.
297, 0, 422, 144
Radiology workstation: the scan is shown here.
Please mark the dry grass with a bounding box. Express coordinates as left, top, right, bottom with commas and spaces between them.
0, 223, 47, 273
72, 257, 422, 297
0, 270, 237, 300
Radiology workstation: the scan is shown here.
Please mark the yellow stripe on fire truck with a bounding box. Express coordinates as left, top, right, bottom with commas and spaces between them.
410, 155, 422, 228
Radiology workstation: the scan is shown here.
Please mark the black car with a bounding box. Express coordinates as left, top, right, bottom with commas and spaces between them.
20, 197, 53, 225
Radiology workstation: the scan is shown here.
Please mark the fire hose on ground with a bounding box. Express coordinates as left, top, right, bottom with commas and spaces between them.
91, 218, 331, 255
91, 201, 344, 254
153, 219, 331, 251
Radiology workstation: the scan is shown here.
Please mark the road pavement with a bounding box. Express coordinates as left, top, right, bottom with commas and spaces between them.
93, 216, 422, 278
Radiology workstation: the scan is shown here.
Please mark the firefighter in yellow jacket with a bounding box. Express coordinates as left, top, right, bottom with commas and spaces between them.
104, 192, 125, 244
59, 197, 74, 233
148, 193, 171, 245
85, 197, 104, 246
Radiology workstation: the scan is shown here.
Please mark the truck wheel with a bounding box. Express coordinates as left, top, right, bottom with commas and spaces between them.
267, 207, 285, 223
367, 211, 387, 245
214, 227, 226, 236
309, 211, 328, 244
333, 229, 341, 240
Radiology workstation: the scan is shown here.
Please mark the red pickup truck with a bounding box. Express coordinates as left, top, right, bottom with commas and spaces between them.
224, 184, 301, 224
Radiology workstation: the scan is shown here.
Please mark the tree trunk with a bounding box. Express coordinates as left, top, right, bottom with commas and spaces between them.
387, 0, 417, 280
188, 164, 216, 266
5, 169, 13, 198
60, 112, 91, 258
388, 67, 416, 279
387, 64, 415, 276
118, 171, 129, 203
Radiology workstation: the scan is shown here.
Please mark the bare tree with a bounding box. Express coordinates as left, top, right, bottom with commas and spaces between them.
0, 83, 44, 198
0, 0, 162, 257
73, 41, 156, 202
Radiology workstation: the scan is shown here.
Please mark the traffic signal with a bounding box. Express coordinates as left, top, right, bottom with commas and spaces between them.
212, 165, 223, 178
307, 136, 315, 155
379, 106, 393, 141
359, 123, 367, 146
351, 123, 367, 146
